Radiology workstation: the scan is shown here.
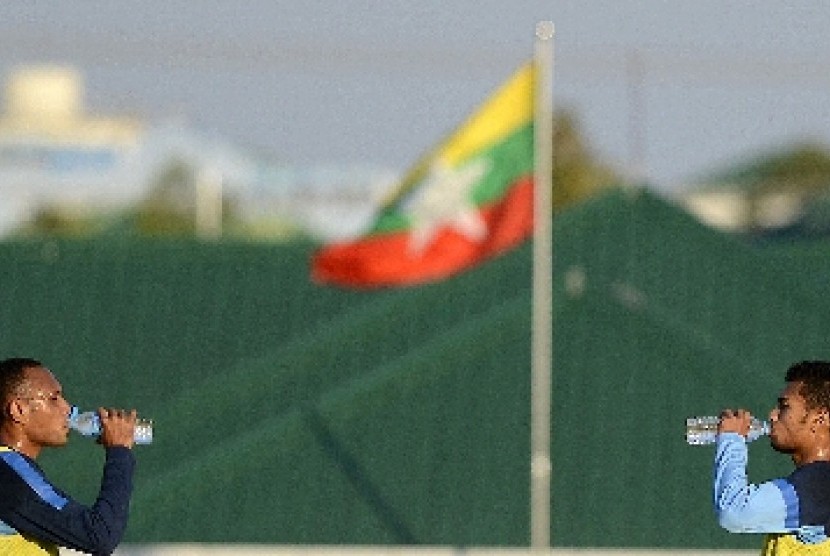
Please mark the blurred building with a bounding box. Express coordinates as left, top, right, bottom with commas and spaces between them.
0, 65, 395, 240
673, 143, 830, 236
677, 187, 803, 232
0, 66, 141, 143
0, 65, 145, 233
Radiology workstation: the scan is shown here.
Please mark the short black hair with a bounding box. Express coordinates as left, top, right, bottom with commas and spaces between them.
0, 358, 43, 424
785, 360, 830, 413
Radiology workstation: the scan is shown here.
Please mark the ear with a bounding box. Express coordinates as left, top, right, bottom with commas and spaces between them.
6, 398, 29, 425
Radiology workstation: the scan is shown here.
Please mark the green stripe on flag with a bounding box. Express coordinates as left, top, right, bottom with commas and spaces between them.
370, 124, 533, 235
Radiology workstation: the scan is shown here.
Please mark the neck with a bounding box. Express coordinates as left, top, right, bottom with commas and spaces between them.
0, 427, 38, 459
794, 444, 830, 467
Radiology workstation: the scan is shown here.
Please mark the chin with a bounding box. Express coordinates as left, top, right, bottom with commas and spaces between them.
770, 438, 792, 454
50, 435, 70, 447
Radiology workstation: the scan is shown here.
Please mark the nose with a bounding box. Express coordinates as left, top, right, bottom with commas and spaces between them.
769, 408, 779, 422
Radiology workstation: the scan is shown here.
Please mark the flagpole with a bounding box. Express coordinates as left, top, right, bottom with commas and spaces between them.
531, 20, 554, 551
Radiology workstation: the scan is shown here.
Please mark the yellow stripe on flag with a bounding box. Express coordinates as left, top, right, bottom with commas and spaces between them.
441, 62, 534, 165
382, 62, 534, 208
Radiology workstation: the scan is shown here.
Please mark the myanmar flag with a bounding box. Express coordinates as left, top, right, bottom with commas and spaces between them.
311, 62, 535, 288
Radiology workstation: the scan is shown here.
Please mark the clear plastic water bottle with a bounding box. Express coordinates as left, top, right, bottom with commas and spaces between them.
68, 406, 153, 445
685, 415, 770, 445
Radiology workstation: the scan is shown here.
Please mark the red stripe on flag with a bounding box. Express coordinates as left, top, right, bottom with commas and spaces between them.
311, 176, 534, 288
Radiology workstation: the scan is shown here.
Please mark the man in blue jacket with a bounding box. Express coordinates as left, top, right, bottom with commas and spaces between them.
715, 360, 830, 555
0, 357, 137, 556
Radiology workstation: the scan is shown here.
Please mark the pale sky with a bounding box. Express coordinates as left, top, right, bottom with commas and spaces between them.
1, 1, 829, 191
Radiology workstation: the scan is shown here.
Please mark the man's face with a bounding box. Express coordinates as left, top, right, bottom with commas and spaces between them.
769, 381, 816, 454
17, 366, 72, 448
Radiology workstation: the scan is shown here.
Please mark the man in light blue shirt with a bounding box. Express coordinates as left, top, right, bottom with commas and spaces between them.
714, 360, 830, 554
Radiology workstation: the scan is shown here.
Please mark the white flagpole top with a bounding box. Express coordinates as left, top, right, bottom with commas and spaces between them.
536, 20, 554, 40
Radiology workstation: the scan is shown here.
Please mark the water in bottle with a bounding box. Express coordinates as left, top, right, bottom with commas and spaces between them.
685, 415, 769, 445
68, 406, 154, 445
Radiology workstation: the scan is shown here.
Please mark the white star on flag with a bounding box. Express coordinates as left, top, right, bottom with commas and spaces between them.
402, 158, 490, 254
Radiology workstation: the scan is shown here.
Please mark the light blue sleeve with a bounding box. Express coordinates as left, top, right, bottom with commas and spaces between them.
712, 432, 798, 533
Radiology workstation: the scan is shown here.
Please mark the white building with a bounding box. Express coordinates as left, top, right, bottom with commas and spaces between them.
0, 65, 395, 240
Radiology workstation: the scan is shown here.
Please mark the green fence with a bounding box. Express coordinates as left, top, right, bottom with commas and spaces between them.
1, 187, 828, 549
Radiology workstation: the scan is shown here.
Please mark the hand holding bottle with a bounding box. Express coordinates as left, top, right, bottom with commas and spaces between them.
97, 408, 138, 449
68, 406, 153, 445
718, 408, 754, 437
686, 412, 770, 445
